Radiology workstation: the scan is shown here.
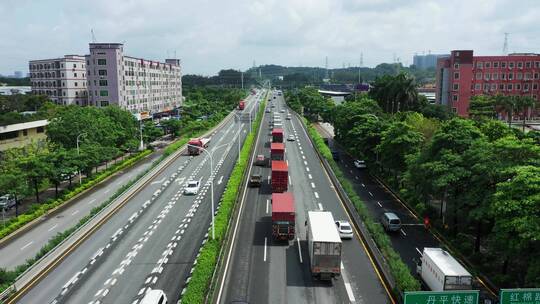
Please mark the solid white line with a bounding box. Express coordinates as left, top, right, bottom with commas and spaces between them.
308, 174, 312, 179
288, 176, 292, 185
416, 247, 422, 256
297, 237, 303, 263
87, 198, 97, 205
318, 203, 323, 211
264, 237, 267, 262
20, 241, 34, 251
400, 229, 407, 236
314, 192, 319, 198
311, 182, 315, 188
266, 199, 269, 214
345, 283, 356, 302
48, 224, 58, 232
103, 189, 110, 194
377, 201, 382, 208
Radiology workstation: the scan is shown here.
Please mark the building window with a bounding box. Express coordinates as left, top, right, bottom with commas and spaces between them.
98, 69, 107, 76
508, 84, 513, 90
485, 62, 491, 68
483, 83, 489, 91
454, 63, 459, 69
98, 59, 107, 65
452, 95, 458, 101
74, 73, 77, 78
535, 62, 540, 68
499, 84, 505, 91
61, 73, 64, 77
517, 73, 523, 80
476, 62, 483, 68
501, 73, 506, 80
99, 80, 108, 86
508, 73, 514, 80
452, 107, 457, 113
517, 62, 523, 68
524, 83, 530, 91
0, 131, 19, 140
476, 72, 482, 79
493, 73, 498, 80
493, 62, 499, 68
491, 83, 497, 91
534, 73, 539, 80
516, 84, 522, 90
475, 83, 481, 90
23, 130, 28, 136
453, 72, 459, 79
526, 62, 531, 68
75, 82, 78, 87
100, 101, 109, 107
509, 62, 515, 68
100, 90, 108, 96
484, 73, 490, 80
534, 83, 539, 90
453, 83, 459, 90
36, 126, 45, 133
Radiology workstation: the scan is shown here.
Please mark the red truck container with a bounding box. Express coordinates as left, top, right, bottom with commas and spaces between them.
272, 192, 295, 240
272, 128, 284, 143
187, 137, 210, 155
238, 100, 245, 110
271, 160, 288, 193
270, 143, 285, 161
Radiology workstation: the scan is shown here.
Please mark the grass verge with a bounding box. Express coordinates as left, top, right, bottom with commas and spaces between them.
302, 119, 420, 295
181, 96, 266, 303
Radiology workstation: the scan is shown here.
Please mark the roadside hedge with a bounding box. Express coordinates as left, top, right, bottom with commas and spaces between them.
303, 119, 420, 294
181, 95, 266, 303
0, 150, 152, 241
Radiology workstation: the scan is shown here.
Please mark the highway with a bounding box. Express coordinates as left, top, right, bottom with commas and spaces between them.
14, 90, 264, 304
0, 151, 158, 270
217, 93, 392, 304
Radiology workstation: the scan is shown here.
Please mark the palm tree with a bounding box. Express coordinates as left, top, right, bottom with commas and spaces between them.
494, 95, 516, 127
514, 96, 536, 132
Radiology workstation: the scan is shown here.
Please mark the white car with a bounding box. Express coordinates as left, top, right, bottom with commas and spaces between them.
354, 160, 367, 169
287, 134, 296, 141
184, 180, 200, 195
335, 220, 353, 239
280, 109, 285, 113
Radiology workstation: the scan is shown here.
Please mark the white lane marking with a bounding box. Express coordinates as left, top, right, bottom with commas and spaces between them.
308, 174, 312, 179
400, 229, 407, 236
369, 191, 373, 197
350, 170, 353, 174
314, 192, 319, 199
306, 167, 310, 172
355, 176, 359, 180
266, 199, 269, 214
361, 183, 365, 187
311, 182, 315, 188
377, 201, 382, 208
48, 224, 58, 232
20, 241, 34, 251
87, 199, 97, 205
318, 203, 324, 211
302, 155, 306, 160
288, 176, 292, 186
264, 237, 267, 262
341, 262, 356, 302
297, 237, 303, 263
217, 176, 224, 185
416, 247, 422, 256
303, 161, 308, 166
103, 189, 110, 194
151, 177, 165, 185
71, 210, 79, 216
286, 160, 289, 166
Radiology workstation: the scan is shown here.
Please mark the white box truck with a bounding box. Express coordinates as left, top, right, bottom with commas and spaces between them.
416, 247, 473, 291
307, 211, 342, 280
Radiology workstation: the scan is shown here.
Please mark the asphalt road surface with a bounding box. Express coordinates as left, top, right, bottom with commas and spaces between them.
218, 92, 392, 304
16, 90, 265, 304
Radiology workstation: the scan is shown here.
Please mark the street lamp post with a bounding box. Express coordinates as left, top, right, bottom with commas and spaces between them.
187, 142, 231, 240
76, 132, 87, 184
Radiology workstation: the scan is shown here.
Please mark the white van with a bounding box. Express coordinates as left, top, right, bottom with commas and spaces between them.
140, 289, 167, 304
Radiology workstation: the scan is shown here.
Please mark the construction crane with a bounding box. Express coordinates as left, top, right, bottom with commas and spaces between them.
91, 29, 97, 43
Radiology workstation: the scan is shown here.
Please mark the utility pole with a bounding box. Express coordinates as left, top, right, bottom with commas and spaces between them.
325, 56, 329, 80
241, 71, 244, 89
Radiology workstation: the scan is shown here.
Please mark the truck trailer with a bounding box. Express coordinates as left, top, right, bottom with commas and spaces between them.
270, 143, 285, 161
271, 192, 295, 240
187, 137, 210, 155
307, 211, 342, 280
416, 247, 473, 291
271, 160, 288, 193
272, 128, 284, 143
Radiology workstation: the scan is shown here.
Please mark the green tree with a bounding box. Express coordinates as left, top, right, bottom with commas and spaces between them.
469, 95, 496, 120
142, 121, 163, 143
161, 119, 182, 137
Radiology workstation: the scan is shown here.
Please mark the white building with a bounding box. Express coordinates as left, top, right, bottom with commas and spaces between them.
29, 55, 88, 105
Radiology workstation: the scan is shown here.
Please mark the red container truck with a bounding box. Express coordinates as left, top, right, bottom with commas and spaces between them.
238, 100, 245, 110
270, 143, 285, 161
187, 137, 210, 155
271, 160, 288, 193
271, 192, 295, 240
272, 128, 284, 143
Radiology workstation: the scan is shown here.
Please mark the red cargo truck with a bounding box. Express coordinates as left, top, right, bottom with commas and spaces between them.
272, 192, 295, 240
270, 143, 285, 161
238, 100, 245, 110
271, 160, 288, 193
187, 137, 210, 155
272, 128, 284, 143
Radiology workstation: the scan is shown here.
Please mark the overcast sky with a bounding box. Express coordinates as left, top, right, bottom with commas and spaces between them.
1, 0, 539, 76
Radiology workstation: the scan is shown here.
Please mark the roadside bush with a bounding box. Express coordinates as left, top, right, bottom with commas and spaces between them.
303, 120, 420, 294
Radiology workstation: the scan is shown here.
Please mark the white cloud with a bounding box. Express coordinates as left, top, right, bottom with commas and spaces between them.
0, 0, 539, 75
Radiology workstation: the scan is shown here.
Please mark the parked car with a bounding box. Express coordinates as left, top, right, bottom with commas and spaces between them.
354, 160, 367, 169
287, 134, 296, 141
381, 212, 401, 232
335, 220, 353, 239
0, 194, 16, 211
184, 180, 200, 195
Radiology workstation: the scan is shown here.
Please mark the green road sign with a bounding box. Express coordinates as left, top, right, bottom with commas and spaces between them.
404, 290, 479, 304
500, 289, 540, 304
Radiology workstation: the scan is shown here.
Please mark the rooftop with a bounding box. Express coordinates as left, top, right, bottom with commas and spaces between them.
0, 119, 48, 134
308, 211, 341, 243
423, 248, 471, 276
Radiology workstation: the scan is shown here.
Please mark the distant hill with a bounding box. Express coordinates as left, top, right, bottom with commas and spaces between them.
0, 77, 31, 86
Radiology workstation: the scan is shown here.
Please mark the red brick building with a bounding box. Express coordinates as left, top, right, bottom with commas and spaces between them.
436, 50, 540, 117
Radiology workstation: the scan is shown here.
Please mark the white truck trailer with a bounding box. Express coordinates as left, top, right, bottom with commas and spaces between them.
416, 247, 473, 291
307, 211, 342, 280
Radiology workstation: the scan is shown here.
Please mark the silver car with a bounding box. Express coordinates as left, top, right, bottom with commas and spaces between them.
0, 194, 16, 210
